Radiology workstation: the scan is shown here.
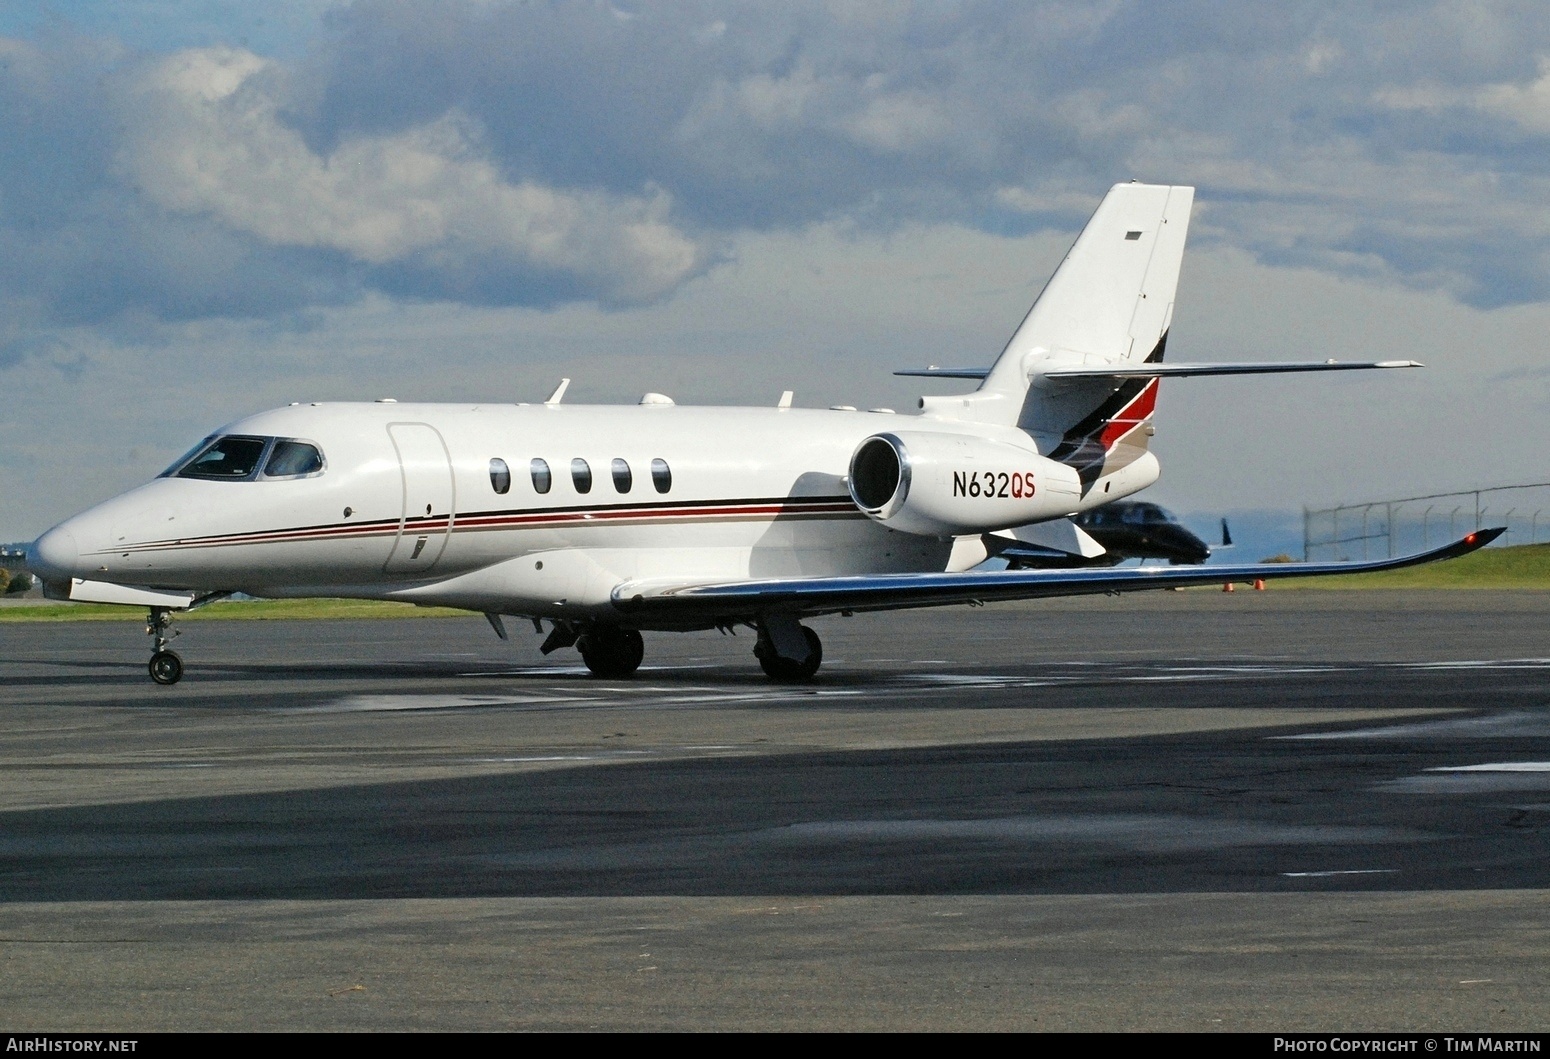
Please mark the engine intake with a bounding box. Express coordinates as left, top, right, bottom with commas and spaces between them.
849, 435, 908, 514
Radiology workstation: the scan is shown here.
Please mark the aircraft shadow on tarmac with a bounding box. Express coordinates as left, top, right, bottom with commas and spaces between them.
2, 720, 1548, 903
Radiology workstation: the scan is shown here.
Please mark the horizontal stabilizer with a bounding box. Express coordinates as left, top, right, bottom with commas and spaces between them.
613, 529, 1501, 619
1041, 360, 1422, 380
894, 367, 991, 379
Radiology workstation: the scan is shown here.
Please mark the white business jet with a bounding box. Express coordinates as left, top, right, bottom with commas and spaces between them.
27, 183, 1498, 685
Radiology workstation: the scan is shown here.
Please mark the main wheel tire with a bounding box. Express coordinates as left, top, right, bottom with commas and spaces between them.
756, 626, 822, 681
578, 627, 644, 678
149, 650, 183, 686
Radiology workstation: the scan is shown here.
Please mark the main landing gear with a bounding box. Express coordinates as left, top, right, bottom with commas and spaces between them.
146, 606, 183, 686
754, 617, 823, 682
522, 618, 646, 679
576, 626, 645, 679
518, 615, 823, 681
568, 618, 822, 681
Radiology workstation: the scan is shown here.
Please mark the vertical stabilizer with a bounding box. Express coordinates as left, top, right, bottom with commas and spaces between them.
927, 182, 1193, 496
1000, 183, 1191, 383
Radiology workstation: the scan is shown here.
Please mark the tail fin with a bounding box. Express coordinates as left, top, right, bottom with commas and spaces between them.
925, 183, 1193, 495
930, 183, 1193, 484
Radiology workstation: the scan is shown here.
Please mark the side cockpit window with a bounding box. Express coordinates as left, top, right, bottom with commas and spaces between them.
263, 440, 325, 479
174, 436, 270, 480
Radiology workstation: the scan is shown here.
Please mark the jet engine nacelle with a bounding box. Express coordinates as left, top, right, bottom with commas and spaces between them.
847, 431, 1082, 537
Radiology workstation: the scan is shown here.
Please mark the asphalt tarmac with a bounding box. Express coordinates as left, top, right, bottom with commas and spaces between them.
1, 590, 1548, 1030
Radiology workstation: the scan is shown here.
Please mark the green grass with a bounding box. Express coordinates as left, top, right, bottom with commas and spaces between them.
0, 598, 473, 622
1275, 541, 1550, 589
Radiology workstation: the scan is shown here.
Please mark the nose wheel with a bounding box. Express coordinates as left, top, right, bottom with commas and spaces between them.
149, 650, 183, 685
146, 606, 184, 685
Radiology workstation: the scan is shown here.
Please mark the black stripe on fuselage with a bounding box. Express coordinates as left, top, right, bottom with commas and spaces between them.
106, 494, 863, 554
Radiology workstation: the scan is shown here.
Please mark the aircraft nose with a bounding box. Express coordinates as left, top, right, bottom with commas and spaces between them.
29, 526, 80, 579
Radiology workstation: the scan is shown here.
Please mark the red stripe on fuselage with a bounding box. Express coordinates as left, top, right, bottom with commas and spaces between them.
107, 496, 864, 554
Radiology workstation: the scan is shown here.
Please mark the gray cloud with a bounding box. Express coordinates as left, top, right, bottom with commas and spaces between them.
4, 0, 1550, 352
114, 47, 704, 306
243, 0, 1550, 306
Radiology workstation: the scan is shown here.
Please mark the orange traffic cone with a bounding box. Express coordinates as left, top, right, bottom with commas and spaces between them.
1254, 579, 1266, 591
1222, 582, 1234, 592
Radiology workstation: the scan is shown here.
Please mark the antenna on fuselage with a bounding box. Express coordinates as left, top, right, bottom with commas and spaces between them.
777, 391, 793, 408
545, 378, 571, 405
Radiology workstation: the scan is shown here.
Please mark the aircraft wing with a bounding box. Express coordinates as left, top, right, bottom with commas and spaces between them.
612, 529, 1501, 621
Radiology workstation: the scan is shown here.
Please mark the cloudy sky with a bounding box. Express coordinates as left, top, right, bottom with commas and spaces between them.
3, 0, 1550, 557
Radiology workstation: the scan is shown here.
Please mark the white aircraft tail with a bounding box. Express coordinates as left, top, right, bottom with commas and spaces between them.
921, 183, 1193, 493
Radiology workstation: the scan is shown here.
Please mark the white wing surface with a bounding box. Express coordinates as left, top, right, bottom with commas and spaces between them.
612, 529, 1500, 622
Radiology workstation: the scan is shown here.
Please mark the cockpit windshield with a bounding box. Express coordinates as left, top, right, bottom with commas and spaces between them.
173, 436, 270, 480
161, 435, 326, 481
159, 437, 216, 478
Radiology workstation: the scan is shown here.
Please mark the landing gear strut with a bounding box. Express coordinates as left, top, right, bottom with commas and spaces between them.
146, 606, 183, 685
755, 621, 822, 681
577, 626, 644, 678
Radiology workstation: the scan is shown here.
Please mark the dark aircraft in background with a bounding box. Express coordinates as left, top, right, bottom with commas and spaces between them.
1003, 502, 1228, 568
1076, 502, 1227, 565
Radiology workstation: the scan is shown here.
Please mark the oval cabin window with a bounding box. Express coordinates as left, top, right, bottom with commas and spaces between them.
612, 458, 632, 493
571, 458, 592, 494
489, 458, 511, 495
530, 458, 552, 494
651, 458, 672, 494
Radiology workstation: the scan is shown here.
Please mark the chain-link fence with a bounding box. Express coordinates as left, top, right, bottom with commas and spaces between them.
1303, 483, 1550, 561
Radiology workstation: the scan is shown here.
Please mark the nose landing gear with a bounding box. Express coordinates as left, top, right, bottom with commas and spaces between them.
147, 606, 183, 686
